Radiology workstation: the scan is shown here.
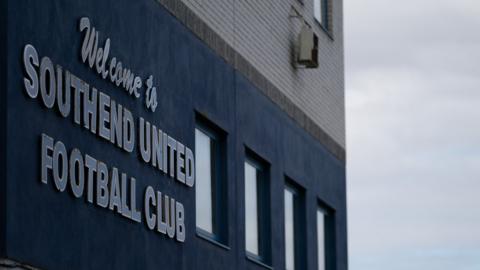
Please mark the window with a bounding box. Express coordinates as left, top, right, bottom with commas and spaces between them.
314, 0, 329, 29
317, 209, 326, 270
244, 154, 270, 264
317, 203, 335, 270
284, 182, 306, 270
195, 121, 227, 245
284, 188, 296, 270
195, 128, 213, 233
245, 161, 259, 255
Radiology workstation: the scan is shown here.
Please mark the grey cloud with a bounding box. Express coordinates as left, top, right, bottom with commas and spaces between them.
346, 0, 480, 74
345, 0, 480, 269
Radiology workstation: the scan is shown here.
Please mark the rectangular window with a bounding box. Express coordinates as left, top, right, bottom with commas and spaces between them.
195, 128, 214, 233
314, 0, 329, 29
245, 161, 259, 255
317, 203, 335, 270
244, 153, 270, 264
284, 182, 306, 270
195, 120, 227, 245
317, 209, 326, 270
284, 188, 296, 270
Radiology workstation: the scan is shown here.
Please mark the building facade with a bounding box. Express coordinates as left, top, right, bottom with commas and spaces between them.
0, 0, 346, 270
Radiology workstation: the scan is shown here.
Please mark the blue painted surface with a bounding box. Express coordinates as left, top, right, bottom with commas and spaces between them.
3, 0, 347, 269
0, 0, 7, 258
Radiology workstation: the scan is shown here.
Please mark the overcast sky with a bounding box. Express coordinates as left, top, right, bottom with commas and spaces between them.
345, 0, 480, 269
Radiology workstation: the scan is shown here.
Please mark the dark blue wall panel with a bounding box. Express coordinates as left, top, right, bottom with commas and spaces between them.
1, 0, 7, 258
4, 0, 347, 269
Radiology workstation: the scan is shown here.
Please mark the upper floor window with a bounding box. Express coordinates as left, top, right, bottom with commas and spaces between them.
285, 181, 306, 270
284, 188, 296, 270
314, 0, 330, 30
317, 203, 335, 270
317, 208, 326, 270
195, 120, 227, 245
244, 153, 271, 264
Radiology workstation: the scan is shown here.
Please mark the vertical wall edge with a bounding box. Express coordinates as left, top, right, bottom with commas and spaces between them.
0, 0, 7, 258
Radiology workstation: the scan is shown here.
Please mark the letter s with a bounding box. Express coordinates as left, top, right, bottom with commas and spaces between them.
23, 44, 39, 98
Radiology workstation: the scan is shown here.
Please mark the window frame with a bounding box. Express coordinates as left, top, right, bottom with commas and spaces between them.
284, 180, 307, 270
313, 0, 332, 36
317, 201, 336, 270
194, 118, 228, 248
244, 150, 271, 266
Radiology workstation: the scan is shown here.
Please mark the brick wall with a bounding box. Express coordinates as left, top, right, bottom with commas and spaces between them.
178, 0, 345, 147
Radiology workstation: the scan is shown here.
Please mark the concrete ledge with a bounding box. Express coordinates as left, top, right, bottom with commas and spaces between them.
155, 0, 346, 162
